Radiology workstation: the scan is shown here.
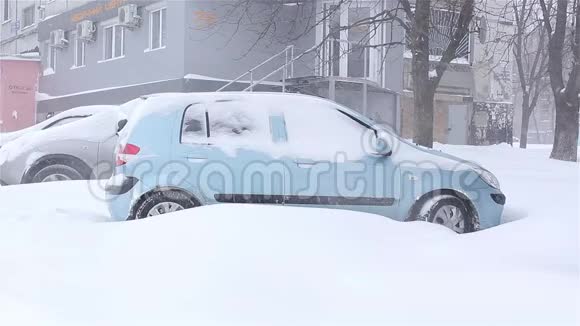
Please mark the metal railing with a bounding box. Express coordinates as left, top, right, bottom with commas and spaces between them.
216, 45, 295, 92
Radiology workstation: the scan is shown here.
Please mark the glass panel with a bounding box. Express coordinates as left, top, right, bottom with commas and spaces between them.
181, 105, 207, 144
3, 0, 9, 21
327, 4, 340, 76
283, 101, 369, 159
23, 6, 34, 26
348, 7, 371, 78
207, 100, 271, 143
114, 26, 123, 57
104, 26, 113, 59
151, 10, 160, 49
76, 38, 84, 66
161, 8, 167, 47
49, 47, 56, 70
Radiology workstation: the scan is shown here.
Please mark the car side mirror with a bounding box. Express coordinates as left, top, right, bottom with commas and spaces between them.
117, 119, 128, 133
373, 133, 392, 157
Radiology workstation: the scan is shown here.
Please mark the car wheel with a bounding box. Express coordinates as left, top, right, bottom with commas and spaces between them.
31, 164, 84, 183
131, 190, 197, 220
418, 195, 474, 233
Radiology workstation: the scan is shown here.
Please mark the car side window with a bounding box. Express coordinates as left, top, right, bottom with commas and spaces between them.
181, 103, 208, 144
282, 104, 370, 160
181, 100, 272, 145
206, 100, 270, 143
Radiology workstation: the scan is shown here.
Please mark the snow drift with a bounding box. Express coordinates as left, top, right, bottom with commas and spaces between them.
0, 144, 577, 326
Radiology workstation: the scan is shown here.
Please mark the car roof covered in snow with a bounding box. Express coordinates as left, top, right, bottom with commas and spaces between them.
131, 92, 371, 123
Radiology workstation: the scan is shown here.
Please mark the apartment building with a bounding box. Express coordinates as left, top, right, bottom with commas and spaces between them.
19, 0, 402, 131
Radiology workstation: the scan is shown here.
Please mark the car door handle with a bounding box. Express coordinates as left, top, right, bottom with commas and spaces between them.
186, 157, 208, 163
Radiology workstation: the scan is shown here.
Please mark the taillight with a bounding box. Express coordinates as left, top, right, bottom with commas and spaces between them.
116, 143, 140, 166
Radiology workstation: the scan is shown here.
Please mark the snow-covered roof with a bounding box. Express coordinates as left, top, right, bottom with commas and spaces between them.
0, 53, 41, 62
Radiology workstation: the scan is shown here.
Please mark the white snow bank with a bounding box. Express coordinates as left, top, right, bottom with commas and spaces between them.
0, 145, 577, 325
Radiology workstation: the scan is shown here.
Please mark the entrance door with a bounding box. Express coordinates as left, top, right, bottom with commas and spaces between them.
319, 1, 382, 83
447, 104, 469, 145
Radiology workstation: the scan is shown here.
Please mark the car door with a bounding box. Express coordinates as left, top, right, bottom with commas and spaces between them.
279, 99, 398, 217
174, 99, 286, 205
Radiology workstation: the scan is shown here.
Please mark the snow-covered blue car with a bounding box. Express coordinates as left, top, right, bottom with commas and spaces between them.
105, 93, 505, 233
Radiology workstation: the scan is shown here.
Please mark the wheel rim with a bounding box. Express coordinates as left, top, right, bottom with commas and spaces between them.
146, 202, 184, 218
41, 174, 72, 183
433, 205, 465, 233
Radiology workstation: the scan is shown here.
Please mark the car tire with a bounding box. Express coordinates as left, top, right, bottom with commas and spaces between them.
131, 190, 197, 220
31, 164, 85, 183
417, 195, 475, 234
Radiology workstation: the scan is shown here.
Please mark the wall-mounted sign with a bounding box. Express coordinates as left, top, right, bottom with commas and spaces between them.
193, 10, 218, 29
71, 0, 127, 23
8, 84, 34, 95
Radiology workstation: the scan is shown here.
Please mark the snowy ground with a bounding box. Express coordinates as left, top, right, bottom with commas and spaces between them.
0, 144, 577, 326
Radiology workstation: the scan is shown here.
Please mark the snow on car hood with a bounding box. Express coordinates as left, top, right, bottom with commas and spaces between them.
0, 110, 123, 165
389, 138, 484, 172
0, 105, 118, 147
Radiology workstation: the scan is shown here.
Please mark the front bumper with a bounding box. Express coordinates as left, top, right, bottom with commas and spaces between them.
490, 193, 506, 205
470, 189, 506, 229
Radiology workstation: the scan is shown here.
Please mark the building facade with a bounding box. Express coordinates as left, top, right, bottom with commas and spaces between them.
1, 0, 404, 131
0, 54, 40, 132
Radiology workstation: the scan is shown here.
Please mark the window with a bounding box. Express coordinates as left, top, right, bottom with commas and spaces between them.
282, 103, 369, 160
103, 25, 124, 60
429, 8, 470, 61
22, 5, 35, 28
181, 104, 208, 143
181, 101, 271, 144
74, 34, 85, 67
149, 8, 166, 50
3, 0, 9, 22
42, 116, 88, 129
47, 44, 57, 73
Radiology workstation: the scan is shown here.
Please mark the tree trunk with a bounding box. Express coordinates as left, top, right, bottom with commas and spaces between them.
550, 96, 579, 161
520, 109, 531, 149
519, 94, 531, 149
411, 0, 434, 148
413, 81, 435, 148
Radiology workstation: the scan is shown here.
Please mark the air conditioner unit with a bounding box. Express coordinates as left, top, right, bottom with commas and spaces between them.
118, 4, 140, 29
76, 20, 95, 42
49, 29, 68, 48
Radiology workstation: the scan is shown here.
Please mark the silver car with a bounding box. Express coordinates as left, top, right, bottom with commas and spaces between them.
0, 105, 118, 148
0, 106, 128, 185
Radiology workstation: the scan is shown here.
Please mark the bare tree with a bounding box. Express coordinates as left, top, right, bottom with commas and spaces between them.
539, 0, 579, 161
512, 0, 549, 148
401, 0, 476, 148
225, 0, 479, 148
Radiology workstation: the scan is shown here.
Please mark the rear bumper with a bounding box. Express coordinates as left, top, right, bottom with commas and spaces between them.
105, 175, 140, 221
105, 176, 139, 195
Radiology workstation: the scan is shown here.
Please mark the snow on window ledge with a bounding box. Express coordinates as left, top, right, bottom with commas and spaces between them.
144, 46, 166, 53
1, 19, 11, 25
70, 65, 86, 70
20, 23, 37, 32
97, 56, 125, 64
43, 68, 55, 76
